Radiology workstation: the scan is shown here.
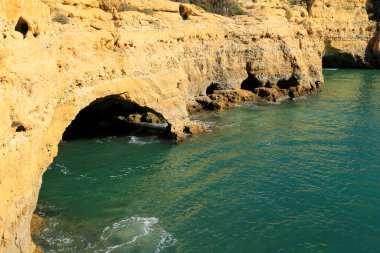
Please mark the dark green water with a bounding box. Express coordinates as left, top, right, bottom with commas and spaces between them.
35, 70, 380, 253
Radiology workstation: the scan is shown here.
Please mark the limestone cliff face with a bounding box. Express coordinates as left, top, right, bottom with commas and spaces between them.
367, 0, 380, 63
0, 0, 374, 252
307, 0, 378, 68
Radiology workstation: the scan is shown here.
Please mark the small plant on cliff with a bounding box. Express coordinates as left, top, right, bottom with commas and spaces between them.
142, 8, 155, 16
172, 0, 245, 16
52, 14, 69, 25
289, 0, 311, 6
118, 3, 138, 12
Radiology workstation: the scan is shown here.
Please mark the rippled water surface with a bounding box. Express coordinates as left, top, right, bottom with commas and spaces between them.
35, 70, 380, 252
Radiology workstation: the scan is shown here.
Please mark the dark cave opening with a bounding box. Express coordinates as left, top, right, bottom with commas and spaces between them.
15, 17, 29, 37
277, 75, 298, 89
241, 75, 262, 92
366, 0, 380, 23
206, 83, 220, 95
15, 125, 26, 132
322, 51, 379, 68
62, 95, 169, 140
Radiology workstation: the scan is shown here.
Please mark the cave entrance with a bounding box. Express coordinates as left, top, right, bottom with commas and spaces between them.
241, 75, 263, 92
31, 95, 171, 251
62, 95, 170, 140
15, 17, 29, 37
206, 83, 220, 95
276, 75, 298, 89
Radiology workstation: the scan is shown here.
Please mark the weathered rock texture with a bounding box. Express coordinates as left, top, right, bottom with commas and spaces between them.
307, 0, 379, 68
0, 0, 377, 252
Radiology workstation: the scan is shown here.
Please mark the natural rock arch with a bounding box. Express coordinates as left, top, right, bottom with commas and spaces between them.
61, 95, 170, 140
29, 89, 183, 250
1, 0, 330, 251
12, 74, 191, 252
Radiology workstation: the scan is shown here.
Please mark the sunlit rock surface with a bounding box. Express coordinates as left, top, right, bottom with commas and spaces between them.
0, 0, 377, 252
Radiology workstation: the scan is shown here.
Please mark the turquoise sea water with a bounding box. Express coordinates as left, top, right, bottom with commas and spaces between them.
35, 70, 380, 253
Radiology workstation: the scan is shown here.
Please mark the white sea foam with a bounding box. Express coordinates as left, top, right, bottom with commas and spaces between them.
217, 123, 239, 129
109, 168, 132, 180
74, 173, 96, 181
204, 121, 216, 127
35, 203, 62, 215
36, 213, 175, 252
94, 136, 117, 144
128, 136, 158, 145
35, 216, 86, 251
55, 163, 70, 175
291, 95, 308, 101
106, 136, 117, 142
55, 163, 66, 168
203, 121, 216, 132
100, 216, 176, 253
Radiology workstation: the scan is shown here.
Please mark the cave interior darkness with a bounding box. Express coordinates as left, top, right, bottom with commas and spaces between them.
62, 95, 169, 140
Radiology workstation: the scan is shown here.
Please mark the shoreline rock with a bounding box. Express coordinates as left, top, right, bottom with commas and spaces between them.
0, 0, 378, 252
30, 214, 46, 236
30, 214, 46, 253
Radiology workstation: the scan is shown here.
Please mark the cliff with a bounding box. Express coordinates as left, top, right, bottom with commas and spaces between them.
0, 0, 377, 252
308, 0, 379, 67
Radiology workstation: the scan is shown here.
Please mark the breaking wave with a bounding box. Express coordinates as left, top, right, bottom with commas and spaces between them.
34, 216, 176, 253
128, 136, 159, 145
99, 216, 176, 253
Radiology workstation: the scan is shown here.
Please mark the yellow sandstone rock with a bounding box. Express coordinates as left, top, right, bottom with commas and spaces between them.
0, 0, 377, 252
307, 0, 377, 67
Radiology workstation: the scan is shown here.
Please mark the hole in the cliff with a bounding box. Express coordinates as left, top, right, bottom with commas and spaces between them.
12, 122, 26, 132
183, 126, 191, 134
15, 17, 29, 37
62, 95, 170, 140
16, 125, 26, 132
241, 75, 262, 92
322, 53, 367, 68
366, 0, 380, 32
277, 76, 298, 89
206, 83, 220, 95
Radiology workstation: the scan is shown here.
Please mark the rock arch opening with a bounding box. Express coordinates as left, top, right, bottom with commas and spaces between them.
31, 95, 172, 251
15, 17, 29, 37
62, 95, 170, 140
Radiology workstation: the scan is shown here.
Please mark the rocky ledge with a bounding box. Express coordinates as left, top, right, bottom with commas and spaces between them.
0, 0, 378, 252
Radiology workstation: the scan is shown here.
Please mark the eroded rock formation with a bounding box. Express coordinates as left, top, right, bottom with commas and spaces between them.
0, 0, 377, 252
307, 0, 378, 68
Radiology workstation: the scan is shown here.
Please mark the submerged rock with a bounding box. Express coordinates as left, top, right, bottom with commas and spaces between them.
30, 214, 46, 236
